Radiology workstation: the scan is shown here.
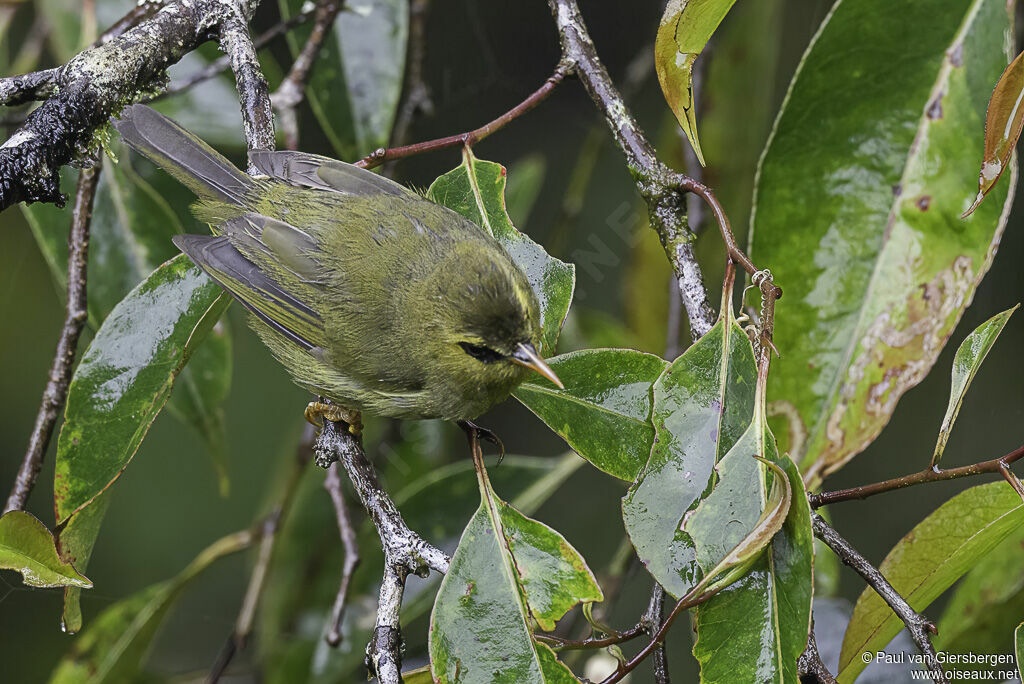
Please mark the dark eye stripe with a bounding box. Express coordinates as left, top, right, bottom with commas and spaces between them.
458, 342, 505, 364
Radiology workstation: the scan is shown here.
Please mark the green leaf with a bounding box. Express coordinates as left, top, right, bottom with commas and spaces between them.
963, 49, 1024, 216
749, 0, 1016, 484
52, 256, 229, 629
0, 511, 91, 589
58, 491, 113, 634
48, 529, 251, 684
654, 0, 738, 166
515, 348, 668, 481
622, 280, 758, 598
1016, 623, 1024, 681
838, 482, 1024, 682
401, 665, 433, 683
428, 149, 576, 355
932, 305, 1017, 465
429, 462, 589, 682
690, 450, 813, 684
279, 0, 408, 158
937, 524, 1024, 656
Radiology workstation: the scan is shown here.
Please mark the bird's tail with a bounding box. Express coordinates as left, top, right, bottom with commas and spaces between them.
112, 104, 255, 206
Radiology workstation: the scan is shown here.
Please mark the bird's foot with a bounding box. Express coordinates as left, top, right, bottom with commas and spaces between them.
457, 420, 505, 465
306, 399, 362, 437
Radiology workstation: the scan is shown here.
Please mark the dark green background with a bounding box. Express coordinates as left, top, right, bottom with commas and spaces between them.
1, 1, 1021, 681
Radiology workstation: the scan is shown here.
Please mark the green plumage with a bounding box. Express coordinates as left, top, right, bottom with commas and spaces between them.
114, 105, 546, 421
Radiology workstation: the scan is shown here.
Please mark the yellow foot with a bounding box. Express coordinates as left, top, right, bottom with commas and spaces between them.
305, 400, 363, 436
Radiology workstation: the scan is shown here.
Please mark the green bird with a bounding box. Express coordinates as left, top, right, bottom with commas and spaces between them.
112, 105, 562, 425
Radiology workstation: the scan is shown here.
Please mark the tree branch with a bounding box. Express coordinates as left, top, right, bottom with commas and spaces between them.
809, 444, 1024, 508
811, 515, 947, 684
272, 0, 345, 150
313, 419, 448, 683
643, 583, 670, 683
5, 165, 100, 514
384, 0, 434, 171
323, 460, 362, 646
798, 626, 837, 684
0, 0, 269, 210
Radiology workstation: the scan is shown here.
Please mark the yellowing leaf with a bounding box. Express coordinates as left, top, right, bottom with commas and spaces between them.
963, 49, 1024, 217
654, 0, 738, 166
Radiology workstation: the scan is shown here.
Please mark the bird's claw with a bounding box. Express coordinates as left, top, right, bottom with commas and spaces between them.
458, 420, 506, 465
306, 399, 363, 437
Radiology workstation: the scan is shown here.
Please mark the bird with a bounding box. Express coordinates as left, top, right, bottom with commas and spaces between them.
112, 104, 562, 427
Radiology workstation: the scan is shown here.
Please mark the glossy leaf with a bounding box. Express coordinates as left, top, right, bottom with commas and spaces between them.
515, 348, 668, 481
622, 281, 757, 598
749, 0, 1016, 483
279, 0, 407, 159
963, 50, 1024, 217
839, 482, 1024, 682
654, 0, 738, 166
932, 305, 1017, 465
259, 453, 580, 684
48, 530, 250, 684
429, 462, 590, 682
428, 149, 576, 355
1017, 623, 1024, 681
0, 511, 90, 589
58, 492, 112, 634
937, 524, 1024, 655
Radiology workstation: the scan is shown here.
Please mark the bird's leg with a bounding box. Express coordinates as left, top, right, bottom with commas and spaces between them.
305, 397, 362, 437
313, 418, 448, 682
457, 419, 506, 465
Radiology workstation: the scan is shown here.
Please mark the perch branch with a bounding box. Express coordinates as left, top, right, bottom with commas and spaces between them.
809, 444, 1024, 508
323, 460, 362, 646
356, 65, 569, 169
314, 419, 448, 683
272, 0, 345, 150
812, 515, 947, 684
798, 627, 837, 684
0, 0, 269, 211
5, 165, 100, 514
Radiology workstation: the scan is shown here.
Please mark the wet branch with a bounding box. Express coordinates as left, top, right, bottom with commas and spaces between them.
314, 419, 448, 683
4, 165, 100, 514
810, 444, 1024, 508
811, 515, 947, 684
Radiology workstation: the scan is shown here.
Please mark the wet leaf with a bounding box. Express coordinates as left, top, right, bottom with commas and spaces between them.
0, 511, 91, 589
58, 491, 112, 634
429, 462, 589, 682
963, 50, 1024, 217
53, 256, 229, 629
932, 305, 1017, 466
279, 0, 407, 158
622, 278, 757, 598
749, 0, 1017, 484
428, 149, 575, 355
48, 529, 251, 684
1017, 623, 1024, 681
839, 482, 1024, 682
937, 525, 1024, 656
515, 348, 668, 481
654, 0, 738, 166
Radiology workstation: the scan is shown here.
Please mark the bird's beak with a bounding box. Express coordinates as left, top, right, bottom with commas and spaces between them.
510, 342, 564, 389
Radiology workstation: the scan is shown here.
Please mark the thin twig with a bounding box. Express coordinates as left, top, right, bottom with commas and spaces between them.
219, 12, 275, 160
323, 460, 361, 646
314, 419, 448, 683
535, 623, 645, 650
272, 0, 345, 150
356, 65, 570, 169
644, 583, 670, 683
798, 627, 837, 684
809, 444, 1024, 508
381, 0, 433, 177
811, 515, 947, 684
5, 165, 100, 514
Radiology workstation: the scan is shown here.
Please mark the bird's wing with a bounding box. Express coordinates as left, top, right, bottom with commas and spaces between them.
247, 150, 416, 198
173, 234, 326, 351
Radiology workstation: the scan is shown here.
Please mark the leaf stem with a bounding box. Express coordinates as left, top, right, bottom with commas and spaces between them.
809, 444, 1024, 508
5, 165, 100, 514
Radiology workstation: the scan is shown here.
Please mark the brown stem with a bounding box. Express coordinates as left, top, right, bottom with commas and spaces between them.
5, 165, 100, 514
809, 444, 1024, 508
812, 514, 947, 684
535, 623, 645, 650
323, 460, 362, 646
356, 65, 569, 169
798, 627, 837, 684
272, 0, 345, 150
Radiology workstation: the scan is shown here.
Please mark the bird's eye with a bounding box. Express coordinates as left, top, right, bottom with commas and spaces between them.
458, 341, 505, 364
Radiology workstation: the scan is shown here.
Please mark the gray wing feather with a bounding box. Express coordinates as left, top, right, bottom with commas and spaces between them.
247, 150, 413, 198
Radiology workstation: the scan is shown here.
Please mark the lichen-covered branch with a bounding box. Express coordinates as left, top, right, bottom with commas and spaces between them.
314, 419, 448, 683
218, 8, 275, 158
0, 0, 267, 211
799, 628, 838, 684
812, 514, 947, 684
5, 165, 100, 514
